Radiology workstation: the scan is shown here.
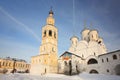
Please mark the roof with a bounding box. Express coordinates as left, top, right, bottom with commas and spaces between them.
59, 51, 84, 60
31, 53, 49, 58
81, 27, 90, 34
0, 57, 27, 62
98, 49, 120, 57
89, 29, 98, 32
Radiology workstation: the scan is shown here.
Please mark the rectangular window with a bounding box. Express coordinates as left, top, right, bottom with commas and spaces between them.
102, 59, 104, 63
106, 58, 109, 62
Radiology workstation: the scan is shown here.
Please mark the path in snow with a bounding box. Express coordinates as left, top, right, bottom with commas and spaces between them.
0, 73, 120, 80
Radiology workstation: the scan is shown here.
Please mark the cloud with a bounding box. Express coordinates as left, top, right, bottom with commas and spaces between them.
0, 6, 41, 42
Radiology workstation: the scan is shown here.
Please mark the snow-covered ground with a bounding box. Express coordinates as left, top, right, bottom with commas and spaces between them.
0, 73, 120, 80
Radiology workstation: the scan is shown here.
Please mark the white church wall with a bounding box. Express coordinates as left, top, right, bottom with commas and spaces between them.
84, 55, 99, 73
98, 50, 120, 75
30, 64, 49, 75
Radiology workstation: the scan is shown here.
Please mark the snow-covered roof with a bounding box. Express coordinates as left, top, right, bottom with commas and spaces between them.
59, 51, 84, 60
98, 49, 120, 57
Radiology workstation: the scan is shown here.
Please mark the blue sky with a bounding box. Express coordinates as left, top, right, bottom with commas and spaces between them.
0, 0, 120, 62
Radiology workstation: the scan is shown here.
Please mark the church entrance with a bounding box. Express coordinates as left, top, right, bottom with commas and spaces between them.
89, 69, 99, 74
114, 64, 120, 75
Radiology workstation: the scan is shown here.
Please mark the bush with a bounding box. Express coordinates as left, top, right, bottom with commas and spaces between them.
25, 69, 29, 73
11, 69, 16, 74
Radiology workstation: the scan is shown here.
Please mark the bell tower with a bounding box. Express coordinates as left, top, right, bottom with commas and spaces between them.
40, 9, 58, 54
39, 9, 58, 73
31, 9, 58, 75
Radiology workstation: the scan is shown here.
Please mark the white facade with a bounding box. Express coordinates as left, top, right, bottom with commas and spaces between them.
69, 28, 107, 59
98, 50, 120, 75
58, 52, 84, 75
58, 28, 120, 75
58, 50, 120, 75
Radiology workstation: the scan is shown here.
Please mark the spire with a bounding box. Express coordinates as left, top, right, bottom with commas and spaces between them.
49, 6, 54, 15
46, 7, 55, 25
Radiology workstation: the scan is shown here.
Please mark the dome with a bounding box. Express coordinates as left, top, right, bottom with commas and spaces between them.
90, 29, 98, 32
70, 36, 79, 40
46, 9, 55, 25
81, 28, 90, 42
80, 40, 88, 46
89, 29, 99, 41
76, 40, 88, 50
70, 35, 79, 47
81, 28, 90, 34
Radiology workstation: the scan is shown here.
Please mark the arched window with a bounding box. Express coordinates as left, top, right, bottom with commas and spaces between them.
54, 32, 56, 38
9, 63, 11, 66
87, 58, 98, 65
23, 64, 24, 68
106, 58, 109, 62
44, 30, 46, 37
98, 41, 101, 44
52, 47, 55, 52
26, 64, 27, 68
3, 62, 5, 66
113, 55, 117, 60
49, 30, 52, 36
82, 54, 84, 58
107, 69, 109, 72
6, 62, 8, 66
92, 35, 93, 38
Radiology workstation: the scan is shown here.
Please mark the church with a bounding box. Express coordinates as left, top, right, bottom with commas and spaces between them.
30, 10, 120, 75
58, 28, 120, 75
30, 9, 58, 75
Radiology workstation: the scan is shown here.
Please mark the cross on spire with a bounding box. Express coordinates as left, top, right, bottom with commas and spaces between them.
49, 6, 53, 14
50, 6, 52, 11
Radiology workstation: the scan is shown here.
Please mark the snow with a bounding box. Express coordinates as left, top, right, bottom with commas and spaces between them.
0, 73, 120, 80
